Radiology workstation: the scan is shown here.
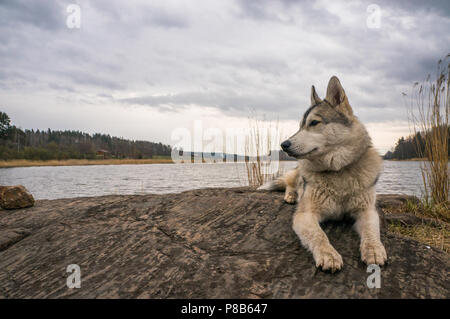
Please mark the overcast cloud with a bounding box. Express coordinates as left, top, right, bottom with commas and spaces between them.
0, 0, 449, 153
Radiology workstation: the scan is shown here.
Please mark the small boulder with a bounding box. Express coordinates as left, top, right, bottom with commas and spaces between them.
0, 185, 35, 210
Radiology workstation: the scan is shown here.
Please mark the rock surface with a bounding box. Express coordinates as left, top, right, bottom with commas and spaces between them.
0, 185, 35, 210
375, 193, 419, 209
0, 188, 448, 298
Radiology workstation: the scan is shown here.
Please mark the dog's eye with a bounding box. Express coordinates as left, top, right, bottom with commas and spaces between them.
309, 120, 321, 127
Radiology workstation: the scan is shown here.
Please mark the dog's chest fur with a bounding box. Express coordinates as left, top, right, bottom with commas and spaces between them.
297, 146, 382, 218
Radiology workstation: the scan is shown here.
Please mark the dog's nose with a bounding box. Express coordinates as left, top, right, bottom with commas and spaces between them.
281, 140, 291, 151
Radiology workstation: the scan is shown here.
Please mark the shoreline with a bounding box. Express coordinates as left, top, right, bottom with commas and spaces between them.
384, 158, 426, 161
0, 158, 174, 168
0, 159, 298, 168
383, 158, 449, 162
1, 158, 447, 168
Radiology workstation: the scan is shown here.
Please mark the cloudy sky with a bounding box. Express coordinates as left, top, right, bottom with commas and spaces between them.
1, 0, 449, 154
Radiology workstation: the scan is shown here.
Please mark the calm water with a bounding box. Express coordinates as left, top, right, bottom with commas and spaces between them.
0, 161, 426, 200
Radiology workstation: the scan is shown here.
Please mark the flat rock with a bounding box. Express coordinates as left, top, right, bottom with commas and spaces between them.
0, 185, 35, 210
0, 188, 448, 298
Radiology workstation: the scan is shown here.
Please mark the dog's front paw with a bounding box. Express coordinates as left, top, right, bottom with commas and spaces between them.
284, 191, 297, 204
361, 241, 387, 266
313, 245, 343, 273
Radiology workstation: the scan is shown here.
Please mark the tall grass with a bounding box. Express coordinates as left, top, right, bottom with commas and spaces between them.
244, 115, 283, 187
407, 56, 449, 220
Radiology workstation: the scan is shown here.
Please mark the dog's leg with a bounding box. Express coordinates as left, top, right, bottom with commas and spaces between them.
283, 169, 299, 204
354, 206, 387, 266
292, 209, 343, 272
284, 186, 297, 204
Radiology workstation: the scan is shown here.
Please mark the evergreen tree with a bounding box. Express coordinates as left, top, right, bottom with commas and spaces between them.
0, 111, 11, 138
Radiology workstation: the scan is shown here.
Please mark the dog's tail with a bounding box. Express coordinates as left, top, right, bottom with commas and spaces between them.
257, 177, 286, 191
257, 168, 299, 191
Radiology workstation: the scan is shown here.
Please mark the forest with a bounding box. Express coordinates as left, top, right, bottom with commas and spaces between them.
383, 129, 450, 160
2, 110, 448, 162
0, 111, 172, 160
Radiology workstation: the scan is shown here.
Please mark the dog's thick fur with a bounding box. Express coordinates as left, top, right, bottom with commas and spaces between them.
259, 76, 386, 272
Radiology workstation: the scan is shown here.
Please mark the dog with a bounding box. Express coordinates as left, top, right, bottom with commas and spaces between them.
259, 76, 386, 272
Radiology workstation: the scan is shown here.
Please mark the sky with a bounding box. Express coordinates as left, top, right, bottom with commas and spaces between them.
0, 0, 449, 155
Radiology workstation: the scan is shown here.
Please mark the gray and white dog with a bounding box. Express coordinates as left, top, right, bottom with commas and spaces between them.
259, 76, 387, 272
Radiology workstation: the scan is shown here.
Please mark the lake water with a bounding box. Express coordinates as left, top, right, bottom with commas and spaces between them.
0, 161, 427, 200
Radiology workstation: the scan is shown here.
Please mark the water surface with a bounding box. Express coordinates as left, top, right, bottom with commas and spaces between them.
0, 161, 426, 200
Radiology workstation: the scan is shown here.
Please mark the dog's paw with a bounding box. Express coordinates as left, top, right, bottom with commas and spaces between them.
284, 191, 297, 204
361, 241, 387, 266
314, 245, 343, 273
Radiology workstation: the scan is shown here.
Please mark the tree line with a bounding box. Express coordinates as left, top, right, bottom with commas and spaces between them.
0, 111, 172, 161
383, 129, 450, 160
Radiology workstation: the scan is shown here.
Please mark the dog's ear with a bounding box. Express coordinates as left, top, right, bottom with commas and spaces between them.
326, 76, 353, 117
310, 85, 322, 105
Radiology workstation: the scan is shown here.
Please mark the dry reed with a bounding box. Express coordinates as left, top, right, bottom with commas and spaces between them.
407, 56, 449, 220
244, 115, 284, 187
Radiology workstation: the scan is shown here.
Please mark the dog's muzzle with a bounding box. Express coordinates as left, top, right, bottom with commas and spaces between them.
281, 140, 291, 152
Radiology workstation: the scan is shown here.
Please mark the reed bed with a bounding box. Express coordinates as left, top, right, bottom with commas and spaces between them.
407, 56, 449, 221
244, 115, 284, 187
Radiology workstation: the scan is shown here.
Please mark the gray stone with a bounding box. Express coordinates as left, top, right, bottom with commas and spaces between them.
0, 185, 35, 210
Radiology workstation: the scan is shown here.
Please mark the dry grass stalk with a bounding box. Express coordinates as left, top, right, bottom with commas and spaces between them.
244, 115, 283, 187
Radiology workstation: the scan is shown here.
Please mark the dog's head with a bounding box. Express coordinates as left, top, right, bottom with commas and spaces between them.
281, 76, 371, 171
